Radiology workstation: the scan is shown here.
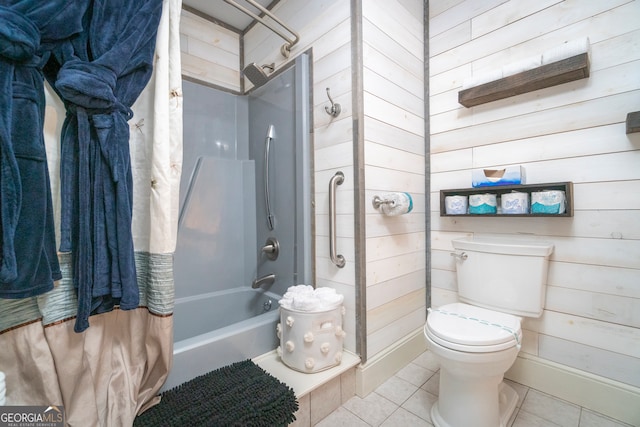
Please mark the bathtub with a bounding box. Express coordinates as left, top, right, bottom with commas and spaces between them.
161, 287, 281, 391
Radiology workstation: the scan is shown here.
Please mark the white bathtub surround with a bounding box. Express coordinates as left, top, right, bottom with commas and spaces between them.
163, 288, 281, 392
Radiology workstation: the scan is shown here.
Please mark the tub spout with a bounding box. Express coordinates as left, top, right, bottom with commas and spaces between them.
252, 273, 276, 289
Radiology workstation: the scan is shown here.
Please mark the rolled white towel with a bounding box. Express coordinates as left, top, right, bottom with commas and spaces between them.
314, 287, 336, 296
318, 293, 344, 310
542, 37, 590, 65
292, 294, 321, 311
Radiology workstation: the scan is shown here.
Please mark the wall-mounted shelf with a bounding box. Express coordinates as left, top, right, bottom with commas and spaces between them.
626, 111, 640, 134
440, 182, 573, 217
458, 53, 589, 107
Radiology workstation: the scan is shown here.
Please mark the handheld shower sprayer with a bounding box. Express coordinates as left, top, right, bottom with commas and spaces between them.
264, 125, 276, 230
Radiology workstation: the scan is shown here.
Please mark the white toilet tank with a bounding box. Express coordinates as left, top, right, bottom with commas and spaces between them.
452, 236, 554, 318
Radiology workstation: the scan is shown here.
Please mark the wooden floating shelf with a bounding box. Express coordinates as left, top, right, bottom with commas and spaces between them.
440, 182, 573, 217
626, 111, 640, 134
459, 53, 589, 107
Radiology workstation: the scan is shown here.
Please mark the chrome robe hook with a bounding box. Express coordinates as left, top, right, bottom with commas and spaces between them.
324, 87, 341, 117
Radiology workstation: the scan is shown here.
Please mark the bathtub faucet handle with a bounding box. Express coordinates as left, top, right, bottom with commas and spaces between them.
261, 237, 280, 260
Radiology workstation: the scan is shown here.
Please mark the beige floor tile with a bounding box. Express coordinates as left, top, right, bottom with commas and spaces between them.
380, 407, 434, 427
342, 393, 398, 427
375, 375, 419, 406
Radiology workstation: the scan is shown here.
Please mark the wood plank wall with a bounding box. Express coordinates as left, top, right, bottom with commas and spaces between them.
361, 0, 426, 358
180, 9, 241, 91
429, 0, 640, 388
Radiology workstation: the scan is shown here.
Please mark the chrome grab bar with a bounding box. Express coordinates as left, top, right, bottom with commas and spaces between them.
264, 125, 275, 230
329, 171, 345, 268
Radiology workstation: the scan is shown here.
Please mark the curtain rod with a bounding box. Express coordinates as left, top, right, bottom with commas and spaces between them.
223, 0, 300, 58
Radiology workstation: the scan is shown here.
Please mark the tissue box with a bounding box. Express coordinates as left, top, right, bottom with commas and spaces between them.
472, 166, 525, 187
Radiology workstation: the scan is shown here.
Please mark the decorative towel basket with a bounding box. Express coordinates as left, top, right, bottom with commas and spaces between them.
277, 304, 345, 373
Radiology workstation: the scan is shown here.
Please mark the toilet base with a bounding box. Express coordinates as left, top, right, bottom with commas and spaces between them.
431, 381, 518, 427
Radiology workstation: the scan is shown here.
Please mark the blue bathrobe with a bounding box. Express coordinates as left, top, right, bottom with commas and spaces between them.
0, 1, 90, 298
1, 0, 162, 333
45, 0, 163, 332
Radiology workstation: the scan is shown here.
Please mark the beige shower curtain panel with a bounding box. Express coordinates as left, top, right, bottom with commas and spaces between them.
0, 0, 183, 425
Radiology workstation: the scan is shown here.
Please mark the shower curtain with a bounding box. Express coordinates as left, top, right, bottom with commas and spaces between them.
0, 0, 182, 425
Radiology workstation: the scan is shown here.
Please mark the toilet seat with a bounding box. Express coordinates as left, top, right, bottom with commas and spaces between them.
426, 303, 521, 353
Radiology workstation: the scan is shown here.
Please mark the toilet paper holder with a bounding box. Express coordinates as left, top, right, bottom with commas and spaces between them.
372, 195, 394, 209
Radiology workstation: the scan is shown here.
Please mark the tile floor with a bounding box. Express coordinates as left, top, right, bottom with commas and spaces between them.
315, 350, 633, 427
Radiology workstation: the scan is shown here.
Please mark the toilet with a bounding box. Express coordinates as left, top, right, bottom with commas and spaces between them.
424, 236, 554, 427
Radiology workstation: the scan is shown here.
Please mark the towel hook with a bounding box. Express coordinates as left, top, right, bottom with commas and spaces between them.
324, 87, 341, 117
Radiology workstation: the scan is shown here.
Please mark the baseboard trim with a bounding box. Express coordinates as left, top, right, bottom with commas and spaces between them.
506, 353, 640, 426
355, 327, 427, 397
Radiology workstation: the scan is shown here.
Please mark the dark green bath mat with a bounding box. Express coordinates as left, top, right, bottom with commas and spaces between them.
134, 360, 298, 427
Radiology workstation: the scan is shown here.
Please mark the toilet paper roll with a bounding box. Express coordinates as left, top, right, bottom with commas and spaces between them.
501, 192, 529, 214
468, 194, 497, 214
531, 190, 566, 214
378, 192, 413, 216
445, 195, 468, 215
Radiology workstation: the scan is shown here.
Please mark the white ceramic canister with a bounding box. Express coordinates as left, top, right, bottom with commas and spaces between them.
279, 305, 345, 373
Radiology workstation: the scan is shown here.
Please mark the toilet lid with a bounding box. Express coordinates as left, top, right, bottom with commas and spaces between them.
427, 303, 521, 349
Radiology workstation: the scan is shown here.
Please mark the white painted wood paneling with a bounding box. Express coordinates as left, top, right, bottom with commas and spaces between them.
362, 0, 425, 361
430, 21, 470, 57
366, 307, 425, 356
431, 210, 640, 240
430, 0, 631, 76
470, 1, 640, 78
470, 0, 562, 39
366, 232, 426, 262
431, 91, 639, 153
363, 117, 424, 156
180, 9, 240, 91
367, 269, 426, 310
539, 334, 640, 388
545, 286, 640, 327
524, 310, 640, 359
430, 0, 508, 38
367, 288, 425, 334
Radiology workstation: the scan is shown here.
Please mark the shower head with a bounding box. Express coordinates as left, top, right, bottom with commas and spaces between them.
243, 63, 275, 87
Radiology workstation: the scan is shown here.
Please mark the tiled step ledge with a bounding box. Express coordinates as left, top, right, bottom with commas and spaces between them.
253, 350, 360, 398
